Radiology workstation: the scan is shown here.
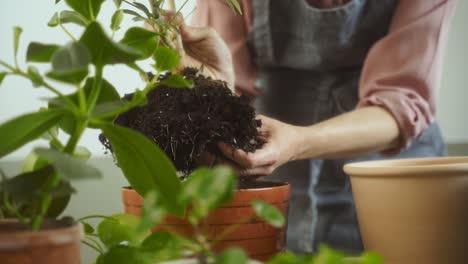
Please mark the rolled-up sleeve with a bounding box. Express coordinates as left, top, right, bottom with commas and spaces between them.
191, 0, 258, 97
357, 0, 457, 152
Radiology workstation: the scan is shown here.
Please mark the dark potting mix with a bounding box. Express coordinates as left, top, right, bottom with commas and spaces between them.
100, 68, 264, 175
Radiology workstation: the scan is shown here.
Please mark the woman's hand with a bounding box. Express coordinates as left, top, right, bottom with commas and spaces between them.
145, 12, 235, 89
218, 116, 303, 177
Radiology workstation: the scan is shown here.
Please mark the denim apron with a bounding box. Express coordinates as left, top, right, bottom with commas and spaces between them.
248, 0, 447, 253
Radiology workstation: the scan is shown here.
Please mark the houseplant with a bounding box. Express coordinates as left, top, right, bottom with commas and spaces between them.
0, 0, 267, 262
344, 157, 468, 264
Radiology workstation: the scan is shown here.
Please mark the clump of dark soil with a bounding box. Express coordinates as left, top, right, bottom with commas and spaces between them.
100, 67, 263, 175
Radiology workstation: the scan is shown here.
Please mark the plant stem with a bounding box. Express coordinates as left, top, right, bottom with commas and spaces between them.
86, 235, 105, 253
0, 59, 15, 71
59, 22, 77, 42
87, 66, 104, 114
78, 215, 114, 222
81, 240, 103, 254
64, 121, 87, 153
0, 59, 77, 110
77, 83, 87, 114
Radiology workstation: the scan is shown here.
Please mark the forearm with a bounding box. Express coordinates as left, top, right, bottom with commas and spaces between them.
293, 106, 400, 160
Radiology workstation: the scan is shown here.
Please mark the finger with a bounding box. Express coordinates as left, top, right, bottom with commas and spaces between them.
180, 25, 218, 43
218, 142, 277, 169
239, 165, 275, 177
161, 10, 185, 26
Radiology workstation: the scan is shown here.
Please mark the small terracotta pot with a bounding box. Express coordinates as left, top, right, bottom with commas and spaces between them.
344, 157, 468, 264
0, 219, 83, 264
122, 181, 291, 261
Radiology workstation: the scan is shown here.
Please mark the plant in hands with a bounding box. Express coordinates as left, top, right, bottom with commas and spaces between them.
0, 0, 242, 230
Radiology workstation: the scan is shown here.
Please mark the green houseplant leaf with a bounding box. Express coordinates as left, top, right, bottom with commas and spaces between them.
46, 42, 90, 84
111, 10, 124, 32
216, 248, 248, 264
0, 110, 64, 158
141, 231, 184, 261
26, 42, 60, 63
13, 26, 23, 60
27, 66, 43, 87
161, 74, 193, 88
252, 200, 285, 228
80, 22, 142, 66
100, 123, 184, 217
179, 166, 236, 224
97, 214, 141, 247
0, 72, 6, 85
0, 166, 74, 218
48, 11, 89, 27
120, 27, 159, 60
64, 0, 105, 21
34, 147, 102, 180
153, 46, 179, 72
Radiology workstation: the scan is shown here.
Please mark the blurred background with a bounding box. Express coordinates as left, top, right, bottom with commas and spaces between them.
0, 0, 467, 262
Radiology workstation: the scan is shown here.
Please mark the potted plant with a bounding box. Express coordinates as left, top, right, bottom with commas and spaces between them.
83, 167, 382, 264
92, 0, 293, 260
0, 0, 283, 262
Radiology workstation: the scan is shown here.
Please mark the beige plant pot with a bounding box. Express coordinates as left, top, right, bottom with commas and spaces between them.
344, 157, 468, 264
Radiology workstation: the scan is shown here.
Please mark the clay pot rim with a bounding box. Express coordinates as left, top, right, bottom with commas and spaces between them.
122, 180, 290, 191
0, 218, 83, 249
344, 156, 468, 177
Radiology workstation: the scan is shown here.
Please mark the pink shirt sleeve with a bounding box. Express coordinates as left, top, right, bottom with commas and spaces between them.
357, 0, 457, 152
191, 0, 258, 97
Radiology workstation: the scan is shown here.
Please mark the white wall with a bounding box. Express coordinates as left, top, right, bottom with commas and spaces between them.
1, 0, 467, 162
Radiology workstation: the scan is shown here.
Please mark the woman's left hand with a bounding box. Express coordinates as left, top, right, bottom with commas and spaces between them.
218, 115, 303, 177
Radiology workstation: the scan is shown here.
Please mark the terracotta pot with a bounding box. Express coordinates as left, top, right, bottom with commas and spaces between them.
122, 181, 291, 261
344, 157, 468, 264
0, 218, 83, 264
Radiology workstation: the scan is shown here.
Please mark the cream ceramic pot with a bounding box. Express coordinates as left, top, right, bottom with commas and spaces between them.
344, 157, 468, 264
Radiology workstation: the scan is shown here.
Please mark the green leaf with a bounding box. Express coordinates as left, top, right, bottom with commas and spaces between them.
46, 42, 90, 84
216, 248, 248, 264
0, 72, 7, 86
153, 46, 179, 72
141, 231, 183, 261
97, 214, 140, 247
13, 26, 23, 60
122, 9, 146, 20
180, 166, 236, 224
360, 252, 383, 264
252, 200, 285, 228
26, 42, 60, 63
137, 191, 167, 234
120, 27, 158, 60
0, 110, 63, 158
111, 10, 124, 32
64, 0, 105, 20
27, 66, 43, 87
313, 245, 346, 263
34, 147, 102, 180
55, 0, 62, 3
80, 22, 142, 66
113, 0, 122, 8
73, 146, 92, 161
225, 0, 243, 15
82, 221, 95, 234
161, 74, 193, 88
100, 124, 184, 216
97, 245, 151, 264
48, 11, 89, 27
0, 166, 73, 218
132, 2, 152, 18
48, 77, 120, 134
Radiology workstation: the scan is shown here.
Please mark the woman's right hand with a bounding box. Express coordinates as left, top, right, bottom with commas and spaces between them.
145, 12, 235, 90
